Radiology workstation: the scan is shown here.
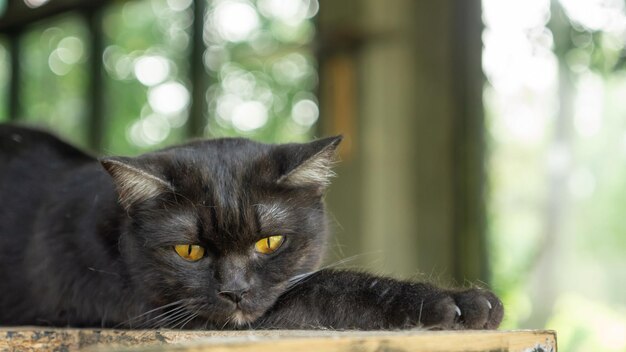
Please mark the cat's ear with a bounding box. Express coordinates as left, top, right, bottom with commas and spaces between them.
276, 135, 342, 191
100, 157, 172, 209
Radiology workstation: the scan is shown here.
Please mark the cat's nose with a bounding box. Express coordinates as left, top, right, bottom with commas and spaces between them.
218, 289, 248, 304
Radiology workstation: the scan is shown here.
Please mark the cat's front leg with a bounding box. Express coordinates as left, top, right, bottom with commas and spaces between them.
255, 269, 503, 330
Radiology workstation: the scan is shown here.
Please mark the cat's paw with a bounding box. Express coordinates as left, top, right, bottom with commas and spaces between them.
452, 289, 503, 329
419, 289, 503, 330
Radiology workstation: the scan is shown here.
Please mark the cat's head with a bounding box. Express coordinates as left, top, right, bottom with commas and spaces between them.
101, 136, 341, 327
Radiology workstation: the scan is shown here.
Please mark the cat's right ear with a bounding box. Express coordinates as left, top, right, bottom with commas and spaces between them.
275, 136, 342, 193
100, 157, 172, 210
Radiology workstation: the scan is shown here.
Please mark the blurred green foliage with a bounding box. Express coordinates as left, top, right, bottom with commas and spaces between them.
203, 0, 318, 143
19, 14, 90, 148
4, 0, 318, 156
100, 0, 192, 155
484, 1, 626, 351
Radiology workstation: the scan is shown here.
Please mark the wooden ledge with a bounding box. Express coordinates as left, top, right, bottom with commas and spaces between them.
0, 328, 557, 352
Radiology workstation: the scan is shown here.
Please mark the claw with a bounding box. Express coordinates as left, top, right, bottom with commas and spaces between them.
454, 305, 462, 317
485, 298, 492, 310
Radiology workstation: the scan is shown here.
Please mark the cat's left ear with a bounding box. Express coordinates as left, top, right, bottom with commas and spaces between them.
275, 135, 342, 192
100, 157, 173, 210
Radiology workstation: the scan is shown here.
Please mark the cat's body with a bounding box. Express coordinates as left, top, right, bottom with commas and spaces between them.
0, 125, 503, 330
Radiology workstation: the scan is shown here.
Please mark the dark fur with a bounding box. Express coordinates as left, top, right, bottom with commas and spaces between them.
0, 125, 503, 330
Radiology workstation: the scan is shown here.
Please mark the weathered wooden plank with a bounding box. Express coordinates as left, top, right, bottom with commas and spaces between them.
0, 328, 556, 352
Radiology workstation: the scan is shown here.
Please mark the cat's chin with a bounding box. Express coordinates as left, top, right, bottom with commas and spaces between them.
230, 310, 256, 327
196, 306, 263, 328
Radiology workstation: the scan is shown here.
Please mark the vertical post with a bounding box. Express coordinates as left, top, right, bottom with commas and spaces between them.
450, 0, 487, 283
317, 1, 366, 270
8, 32, 20, 121
86, 8, 105, 152
319, 0, 486, 283
188, 0, 208, 138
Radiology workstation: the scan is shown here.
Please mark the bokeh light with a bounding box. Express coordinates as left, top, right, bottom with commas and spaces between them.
103, 45, 133, 80
257, 0, 318, 24
134, 55, 170, 86
47, 36, 85, 76
560, 0, 626, 32
148, 81, 190, 115
231, 100, 268, 132
23, 0, 50, 9
212, 1, 260, 42
291, 98, 318, 127
129, 114, 171, 147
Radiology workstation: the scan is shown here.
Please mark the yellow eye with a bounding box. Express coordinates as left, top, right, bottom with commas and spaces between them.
174, 244, 205, 262
254, 235, 284, 254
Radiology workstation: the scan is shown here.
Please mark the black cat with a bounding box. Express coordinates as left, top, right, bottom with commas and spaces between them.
0, 125, 503, 330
